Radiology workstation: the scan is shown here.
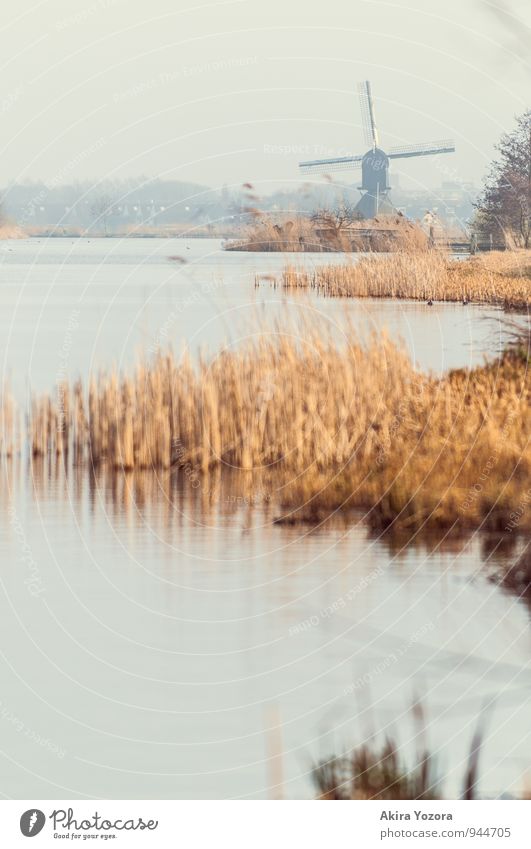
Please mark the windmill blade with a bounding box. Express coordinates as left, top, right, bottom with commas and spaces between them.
299, 154, 364, 175
388, 139, 455, 159
358, 81, 379, 149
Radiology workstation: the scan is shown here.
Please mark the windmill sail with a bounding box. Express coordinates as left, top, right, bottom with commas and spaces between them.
298, 82, 455, 219
299, 154, 364, 174
358, 81, 379, 149
388, 140, 455, 159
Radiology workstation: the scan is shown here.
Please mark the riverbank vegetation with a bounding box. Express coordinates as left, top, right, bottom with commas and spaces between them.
225, 210, 430, 252
282, 250, 531, 308
224, 215, 317, 251
24, 321, 530, 536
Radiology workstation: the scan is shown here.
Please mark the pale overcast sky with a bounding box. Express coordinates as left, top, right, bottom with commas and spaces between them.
1, 0, 529, 194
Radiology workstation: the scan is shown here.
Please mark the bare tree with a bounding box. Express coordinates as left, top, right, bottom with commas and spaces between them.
475, 109, 531, 248
310, 203, 362, 249
89, 193, 115, 236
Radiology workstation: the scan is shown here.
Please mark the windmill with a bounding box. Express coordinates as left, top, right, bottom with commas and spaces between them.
299, 82, 455, 219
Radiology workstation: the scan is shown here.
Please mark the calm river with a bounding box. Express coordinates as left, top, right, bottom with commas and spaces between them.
0, 238, 529, 799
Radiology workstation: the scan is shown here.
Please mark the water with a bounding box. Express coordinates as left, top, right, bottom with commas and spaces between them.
0, 238, 529, 800
0, 238, 517, 398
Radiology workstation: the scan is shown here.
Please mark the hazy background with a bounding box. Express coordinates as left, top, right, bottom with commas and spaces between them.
1, 0, 530, 196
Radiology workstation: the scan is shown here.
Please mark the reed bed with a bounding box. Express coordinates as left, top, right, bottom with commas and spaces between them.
279, 348, 531, 533
314, 215, 430, 253
31, 334, 414, 472
28, 324, 531, 534
283, 250, 531, 308
226, 214, 430, 253
225, 216, 319, 252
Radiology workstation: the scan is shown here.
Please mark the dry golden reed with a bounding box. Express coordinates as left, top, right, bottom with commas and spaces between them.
29, 323, 531, 534
225, 216, 318, 252
280, 349, 530, 533
283, 250, 531, 308
226, 214, 430, 253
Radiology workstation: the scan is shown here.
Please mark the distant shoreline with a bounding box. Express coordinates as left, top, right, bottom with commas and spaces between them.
25, 231, 218, 239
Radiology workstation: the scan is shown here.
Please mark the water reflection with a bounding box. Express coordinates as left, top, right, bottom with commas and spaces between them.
0, 237, 529, 799
0, 459, 527, 798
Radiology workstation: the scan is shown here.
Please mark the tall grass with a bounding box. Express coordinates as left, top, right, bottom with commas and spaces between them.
283, 250, 531, 308
28, 324, 531, 534
225, 216, 319, 252
226, 214, 430, 253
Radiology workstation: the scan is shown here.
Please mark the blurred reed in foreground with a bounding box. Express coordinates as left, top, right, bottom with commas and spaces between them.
314, 702, 506, 801
314, 738, 441, 801
313, 714, 494, 801
0, 385, 20, 458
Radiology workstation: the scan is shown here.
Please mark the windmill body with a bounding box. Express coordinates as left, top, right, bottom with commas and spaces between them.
358, 148, 392, 218
299, 82, 455, 219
